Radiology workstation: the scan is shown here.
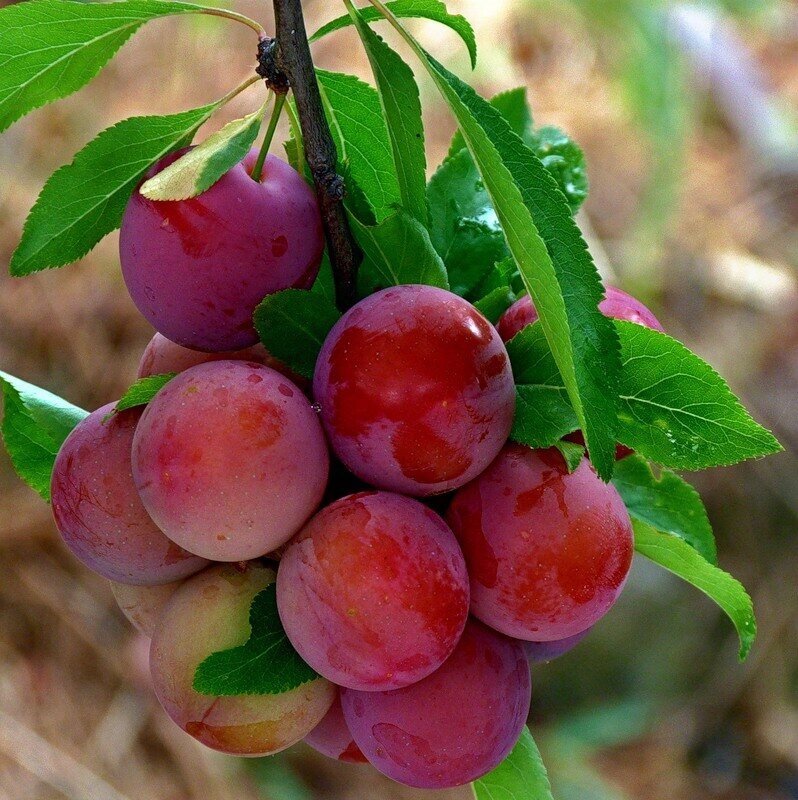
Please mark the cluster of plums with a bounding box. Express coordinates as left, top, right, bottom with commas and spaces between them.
50, 150, 662, 789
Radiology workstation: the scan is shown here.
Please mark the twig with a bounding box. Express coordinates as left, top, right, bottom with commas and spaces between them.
258, 0, 360, 310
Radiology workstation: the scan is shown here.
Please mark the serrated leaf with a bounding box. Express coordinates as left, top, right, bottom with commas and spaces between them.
634, 520, 756, 660
309, 0, 477, 68
0, 0, 213, 133
194, 584, 319, 695
346, 10, 427, 226
509, 321, 783, 470
350, 209, 448, 295
111, 373, 175, 416
0, 371, 88, 500
512, 385, 579, 449
447, 90, 587, 215
10, 104, 219, 275
450, 86, 533, 157
507, 324, 579, 448
472, 727, 554, 800
613, 454, 716, 564
614, 322, 782, 469
140, 103, 266, 200
474, 285, 515, 323
316, 69, 401, 223
555, 440, 585, 473
388, 35, 619, 475
254, 289, 341, 380
530, 125, 589, 214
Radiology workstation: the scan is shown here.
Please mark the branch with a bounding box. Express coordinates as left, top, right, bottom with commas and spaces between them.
259, 0, 360, 310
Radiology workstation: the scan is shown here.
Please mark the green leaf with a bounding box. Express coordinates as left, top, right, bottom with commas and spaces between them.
350, 209, 448, 294
310, 251, 336, 305
111, 373, 175, 416
529, 126, 589, 214
512, 385, 579, 449
449, 86, 533, 157
474, 285, 515, 323
427, 148, 509, 298
555, 440, 585, 473
309, 0, 477, 68
10, 103, 219, 275
614, 322, 782, 469
140, 104, 266, 200
0, 0, 216, 133
613, 454, 716, 564
378, 23, 619, 476
346, 9, 428, 226
448, 90, 587, 215
0, 371, 88, 500
634, 520, 756, 660
254, 289, 341, 380
193, 584, 319, 695
507, 324, 579, 448
316, 69, 401, 223
509, 321, 783, 470
472, 727, 554, 800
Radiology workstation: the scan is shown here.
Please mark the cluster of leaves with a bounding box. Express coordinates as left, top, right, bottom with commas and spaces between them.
0, 0, 782, 797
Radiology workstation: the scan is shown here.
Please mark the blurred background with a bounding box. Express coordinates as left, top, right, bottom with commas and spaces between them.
0, 0, 796, 798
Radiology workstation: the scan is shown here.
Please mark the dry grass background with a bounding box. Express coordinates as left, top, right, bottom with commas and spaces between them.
0, 1, 796, 798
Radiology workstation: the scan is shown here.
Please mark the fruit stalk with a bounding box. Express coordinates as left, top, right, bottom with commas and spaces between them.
265, 0, 360, 310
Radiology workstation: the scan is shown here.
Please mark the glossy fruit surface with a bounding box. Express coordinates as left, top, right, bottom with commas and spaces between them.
150, 562, 334, 756
314, 285, 515, 496
120, 150, 324, 352
496, 285, 665, 342
304, 693, 366, 763
447, 445, 634, 641
51, 405, 207, 585
341, 620, 531, 788
277, 491, 469, 691
132, 361, 328, 561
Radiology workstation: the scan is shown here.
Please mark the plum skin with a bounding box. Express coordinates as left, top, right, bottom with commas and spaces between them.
446, 444, 634, 641
111, 578, 185, 637
50, 405, 207, 585
522, 628, 591, 663
277, 491, 470, 691
340, 620, 531, 789
150, 562, 335, 756
313, 285, 516, 496
497, 285, 665, 343
304, 692, 366, 763
120, 150, 324, 352
132, 360, 329, 562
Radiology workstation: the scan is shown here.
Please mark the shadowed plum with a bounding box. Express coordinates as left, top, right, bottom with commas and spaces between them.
304, 693, 366, 763
137, 332, 305, 386
111, 578, 185, 636
496, 285, 665, 342
313, 285, 515, 496
132, 360, 328, 561
50, 405, 208, 585
277, 491, 469, 691
522, 629, 590, 664
150, 563, 334, 756
120, 150, 324, 352
447, 445, 633, 641
340, 620, 531, 789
